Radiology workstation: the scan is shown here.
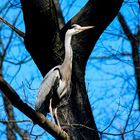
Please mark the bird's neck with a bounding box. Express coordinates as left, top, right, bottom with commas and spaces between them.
62, 34, 73, 68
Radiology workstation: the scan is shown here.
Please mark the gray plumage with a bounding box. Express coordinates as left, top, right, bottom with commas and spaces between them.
35, 24, 94, 116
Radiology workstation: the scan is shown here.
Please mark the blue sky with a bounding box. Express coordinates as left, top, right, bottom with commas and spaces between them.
59, 0, 88, 22
0, 0, 140, 139
60, 1, 140, 139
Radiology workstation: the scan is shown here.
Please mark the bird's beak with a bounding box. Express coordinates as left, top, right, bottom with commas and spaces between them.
79, 26, 95, 31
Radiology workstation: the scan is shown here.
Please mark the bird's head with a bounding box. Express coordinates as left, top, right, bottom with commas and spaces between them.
66, 24, 95, 36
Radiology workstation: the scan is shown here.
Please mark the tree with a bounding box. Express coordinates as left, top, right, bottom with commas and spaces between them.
0, 0, 125, 139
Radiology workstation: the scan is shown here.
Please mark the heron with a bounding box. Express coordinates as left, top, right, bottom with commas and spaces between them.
35, 24, 95, 128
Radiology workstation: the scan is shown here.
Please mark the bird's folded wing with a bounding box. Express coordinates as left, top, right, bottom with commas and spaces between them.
35, 68, 60, 110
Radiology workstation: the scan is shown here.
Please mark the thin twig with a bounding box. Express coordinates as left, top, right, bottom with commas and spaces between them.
62, 122, 140, 136
0, 119, 32, 123
0, 77, 70, 140
0, 17, 25, 38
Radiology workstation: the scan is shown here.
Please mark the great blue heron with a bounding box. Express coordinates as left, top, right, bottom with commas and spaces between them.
35, 24, 94, 127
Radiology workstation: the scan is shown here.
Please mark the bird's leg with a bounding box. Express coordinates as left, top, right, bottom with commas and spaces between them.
49, 99, 55, 123
54, 108, 61, 129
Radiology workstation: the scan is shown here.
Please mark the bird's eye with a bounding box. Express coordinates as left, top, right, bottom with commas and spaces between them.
70, 24, 77, 29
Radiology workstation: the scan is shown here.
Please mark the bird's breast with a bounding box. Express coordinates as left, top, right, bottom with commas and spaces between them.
56, 79, 69, 99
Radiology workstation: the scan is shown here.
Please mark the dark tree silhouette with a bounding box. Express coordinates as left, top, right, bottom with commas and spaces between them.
0, 0, 123, 139
118, 12, 140, 110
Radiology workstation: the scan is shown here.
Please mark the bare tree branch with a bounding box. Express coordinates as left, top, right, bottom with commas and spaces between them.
118, 12, 140, 110
0, 120, 32, 123
2, 94, 30, 140
54, 0, 65, 29
0, 77, 70, 140
62, 122, 140, 136
0, 16, 25, 38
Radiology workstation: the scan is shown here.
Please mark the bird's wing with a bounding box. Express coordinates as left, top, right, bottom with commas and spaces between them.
35, 66, 60, 113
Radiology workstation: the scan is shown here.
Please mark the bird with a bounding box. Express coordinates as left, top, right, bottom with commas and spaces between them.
35, 24, 95, 128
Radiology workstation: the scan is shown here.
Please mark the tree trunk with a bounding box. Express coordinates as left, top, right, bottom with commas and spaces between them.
20, 0, 123, 139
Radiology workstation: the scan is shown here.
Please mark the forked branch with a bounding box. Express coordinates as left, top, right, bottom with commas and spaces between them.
0, 77, 69, 140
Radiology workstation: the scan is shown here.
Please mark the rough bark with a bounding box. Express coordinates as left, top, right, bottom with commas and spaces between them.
20, 0, 63, 76
59, 1, 124, 139
20, 0, 123, 139
54, 0, 65, 29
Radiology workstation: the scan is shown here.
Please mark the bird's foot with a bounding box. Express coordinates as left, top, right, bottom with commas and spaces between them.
54, 108, 62, 130
49, 99, 55, 123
